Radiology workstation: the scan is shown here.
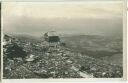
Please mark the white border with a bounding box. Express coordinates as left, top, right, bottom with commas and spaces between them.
1, 1, 127, 82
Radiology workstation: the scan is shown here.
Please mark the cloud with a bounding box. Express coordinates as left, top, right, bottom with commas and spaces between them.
3, 1, 122, 19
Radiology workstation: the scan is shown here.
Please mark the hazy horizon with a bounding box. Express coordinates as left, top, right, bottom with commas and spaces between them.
3, 1, 123, 37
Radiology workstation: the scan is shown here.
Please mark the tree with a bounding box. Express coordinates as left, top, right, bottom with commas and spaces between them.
6, 43, 27, 59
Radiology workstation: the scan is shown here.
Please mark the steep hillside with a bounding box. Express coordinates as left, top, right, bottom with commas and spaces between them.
3, 34, 123, 78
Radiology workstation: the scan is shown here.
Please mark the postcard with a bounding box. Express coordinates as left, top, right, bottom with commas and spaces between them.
1, 1, 127, 82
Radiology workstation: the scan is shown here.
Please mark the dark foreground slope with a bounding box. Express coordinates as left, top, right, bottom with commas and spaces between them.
3, 34, 123, 79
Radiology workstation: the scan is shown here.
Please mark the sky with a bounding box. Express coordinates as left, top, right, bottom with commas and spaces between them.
3, 1, 123, 37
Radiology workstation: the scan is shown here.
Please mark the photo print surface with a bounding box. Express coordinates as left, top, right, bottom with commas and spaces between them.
2, 1, 123, 79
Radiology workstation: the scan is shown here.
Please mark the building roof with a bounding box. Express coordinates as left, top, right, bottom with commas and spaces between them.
46, 31, 58, 36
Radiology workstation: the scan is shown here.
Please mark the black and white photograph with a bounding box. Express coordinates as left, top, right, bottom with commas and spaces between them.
2, 1, 124, 79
